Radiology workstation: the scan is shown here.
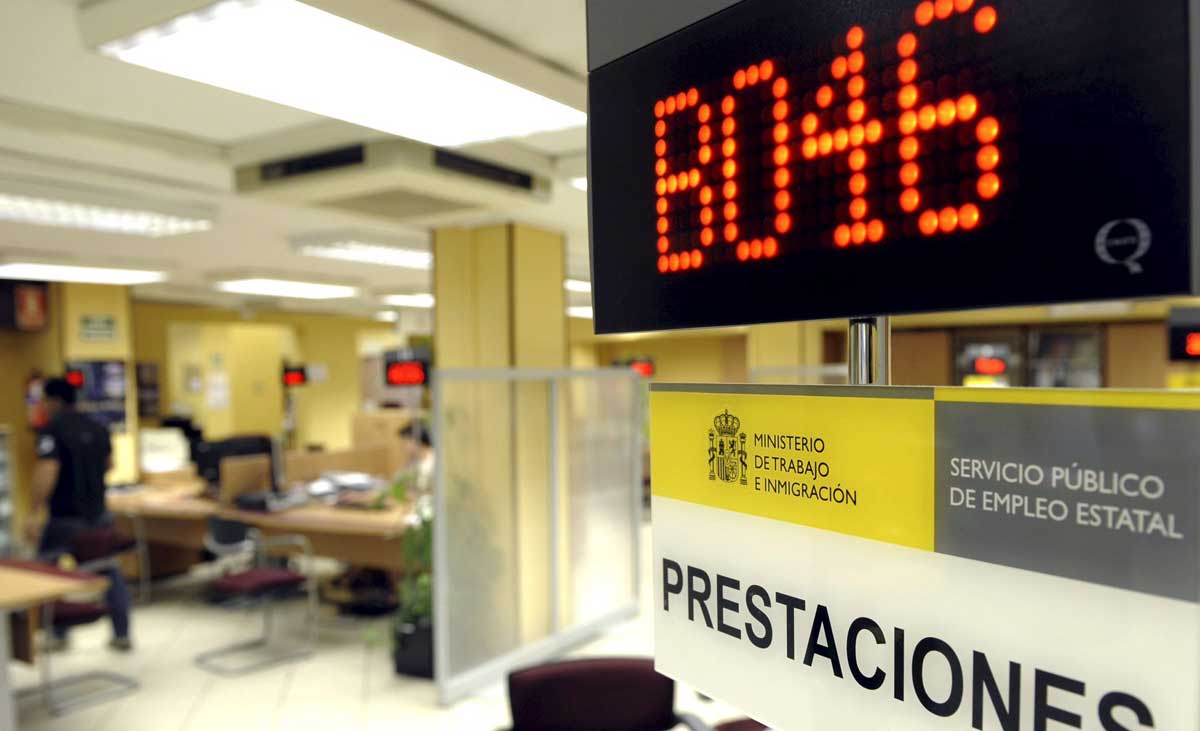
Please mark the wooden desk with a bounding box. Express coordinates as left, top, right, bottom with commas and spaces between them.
220, 503, 411, 570
0, 563, 107, 729
110, 486, 412, 572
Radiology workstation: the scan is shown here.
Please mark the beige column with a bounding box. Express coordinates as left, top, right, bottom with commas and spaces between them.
745, 322, 828, 384
433, 222, 566, 644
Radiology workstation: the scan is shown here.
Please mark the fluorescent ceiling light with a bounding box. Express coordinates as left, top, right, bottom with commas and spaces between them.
382, 293, 435, 309
570, 177, 588, 192
375, 310, 399, 322
0, 193, 211, 237
0, 262, 165, 286
564, 279, 592, 294
567, 306, 594, 319
98, 0, 587, 146
296, 240, 431, 269
215, 277, 357, 299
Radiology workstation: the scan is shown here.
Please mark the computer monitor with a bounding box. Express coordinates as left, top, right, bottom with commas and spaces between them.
193, 435, 277, 492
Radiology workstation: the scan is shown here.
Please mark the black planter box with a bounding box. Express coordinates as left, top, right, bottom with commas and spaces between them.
393, 622, 434, 679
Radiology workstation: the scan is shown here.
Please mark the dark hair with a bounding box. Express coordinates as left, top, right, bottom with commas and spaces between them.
44, 377, 78, 405
399, 423, 432, 448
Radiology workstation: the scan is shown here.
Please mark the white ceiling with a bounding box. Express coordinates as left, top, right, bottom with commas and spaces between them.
0, 0, 596, 314
419, 0, 588, 77
0, 0, 321, 144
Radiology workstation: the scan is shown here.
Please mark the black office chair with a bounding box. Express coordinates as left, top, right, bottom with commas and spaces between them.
194, 517, 316, 676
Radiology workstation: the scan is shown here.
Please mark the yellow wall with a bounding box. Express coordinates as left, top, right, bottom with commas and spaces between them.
596, 334, 747, 383
133, 301, 393, 450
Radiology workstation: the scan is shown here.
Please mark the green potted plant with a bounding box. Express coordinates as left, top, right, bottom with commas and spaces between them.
392, 476, 434, 678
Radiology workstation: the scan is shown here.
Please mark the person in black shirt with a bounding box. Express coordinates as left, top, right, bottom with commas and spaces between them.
26, 377, 132, 651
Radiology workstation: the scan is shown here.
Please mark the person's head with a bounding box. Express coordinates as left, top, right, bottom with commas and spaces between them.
43, 377, 77, 416
398, 422, 433, 462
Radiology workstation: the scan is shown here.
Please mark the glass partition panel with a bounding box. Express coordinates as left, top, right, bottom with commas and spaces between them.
563, 374, 640, 627
433, 369, 642, 705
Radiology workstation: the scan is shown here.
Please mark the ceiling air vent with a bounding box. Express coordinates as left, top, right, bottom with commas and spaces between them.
260, 145, 366, 181
434, 149, 533, 191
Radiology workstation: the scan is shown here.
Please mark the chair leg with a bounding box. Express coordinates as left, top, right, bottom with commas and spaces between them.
194, 597, 312, 677
16, 605, 139, 717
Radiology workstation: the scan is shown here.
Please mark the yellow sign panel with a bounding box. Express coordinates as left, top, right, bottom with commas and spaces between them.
650, 387, 935, 550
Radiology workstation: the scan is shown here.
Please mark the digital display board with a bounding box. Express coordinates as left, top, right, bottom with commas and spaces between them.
385, 359, 428, 387
588, 0, 1198, 333
1169, 307, 1200, 361
282, 365, 308, 387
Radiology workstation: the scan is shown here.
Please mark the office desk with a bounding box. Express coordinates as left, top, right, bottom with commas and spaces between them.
0, 562, 108, 728
109, 487, 412, 572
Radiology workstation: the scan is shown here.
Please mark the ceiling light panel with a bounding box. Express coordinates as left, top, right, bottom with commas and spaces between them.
99, 0, 587, 146
382, 293, 435, 309
215, 277, 358, 299
296, 240, 431, 269
0, 193, 211, 237
564, 278, 592, 294
0, 262, 166, 285
570, 177, 588, 192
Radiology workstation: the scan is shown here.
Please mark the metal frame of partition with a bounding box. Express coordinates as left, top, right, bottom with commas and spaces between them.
430, 368, 644, 705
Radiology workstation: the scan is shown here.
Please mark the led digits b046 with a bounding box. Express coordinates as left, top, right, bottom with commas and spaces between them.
653, 2, 1000, 275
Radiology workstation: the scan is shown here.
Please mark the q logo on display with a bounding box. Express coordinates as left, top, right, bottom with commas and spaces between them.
1095, 218, 1152, 274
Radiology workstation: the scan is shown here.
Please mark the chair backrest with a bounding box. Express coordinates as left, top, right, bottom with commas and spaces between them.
204, 517, 254, 557
508, 658, 677, 731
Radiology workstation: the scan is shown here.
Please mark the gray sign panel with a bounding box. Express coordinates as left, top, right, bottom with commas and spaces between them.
935, 401, 1200, 602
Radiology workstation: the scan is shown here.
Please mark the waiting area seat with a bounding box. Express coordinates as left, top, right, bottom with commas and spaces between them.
503, 657, 713, 731
194, 517, 316, 676
2, 557, 139, 717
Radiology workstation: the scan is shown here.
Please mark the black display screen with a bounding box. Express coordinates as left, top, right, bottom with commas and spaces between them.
588, 0, 1196, 333
1169, 307, 1200, 360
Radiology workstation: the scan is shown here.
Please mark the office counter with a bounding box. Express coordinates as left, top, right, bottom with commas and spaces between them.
109, 486, 412, 572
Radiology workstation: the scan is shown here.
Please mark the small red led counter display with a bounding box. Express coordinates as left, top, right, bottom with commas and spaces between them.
587, 0, 1196, 334
386, 361, 428, 387
651, 2, 1000, 274
1168, 309, 1200, 361
282, 366, 308, 387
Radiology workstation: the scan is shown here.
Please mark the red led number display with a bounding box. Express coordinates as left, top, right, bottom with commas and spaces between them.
1187, 333, 1200, 358
387, 361, 428, 386
653, 1, 1001, 274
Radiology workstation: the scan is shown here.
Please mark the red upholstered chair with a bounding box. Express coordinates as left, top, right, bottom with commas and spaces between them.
69, 518, 153, 602
504, 658, 713, 731
715, 720, 769, 731
0, 559, 138, 716
194, 517, 317, 676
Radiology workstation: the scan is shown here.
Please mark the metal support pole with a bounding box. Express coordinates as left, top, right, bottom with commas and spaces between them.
848, 316, 892, 385
876, 316, 891, 385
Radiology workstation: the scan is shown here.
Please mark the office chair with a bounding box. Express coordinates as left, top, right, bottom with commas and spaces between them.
502, 657, 713, 731
5, 554, 139, 717
194, 517, 317, 676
